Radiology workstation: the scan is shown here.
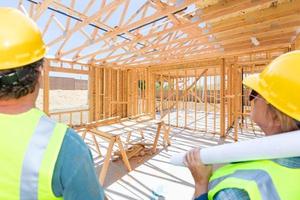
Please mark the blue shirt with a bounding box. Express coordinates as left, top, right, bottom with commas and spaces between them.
52, 128, 105, 200
194, 157, 300, 200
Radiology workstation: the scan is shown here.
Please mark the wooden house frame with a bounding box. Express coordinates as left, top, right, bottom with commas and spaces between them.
8, 0, 300, 139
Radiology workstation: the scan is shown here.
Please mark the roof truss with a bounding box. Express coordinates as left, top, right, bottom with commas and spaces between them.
8, 0, 300, 67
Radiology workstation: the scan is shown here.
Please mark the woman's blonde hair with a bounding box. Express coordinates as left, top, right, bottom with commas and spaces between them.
268, 104, 300, 132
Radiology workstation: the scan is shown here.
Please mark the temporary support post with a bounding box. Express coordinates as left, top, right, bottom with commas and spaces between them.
220, 58, 226, 137
146, 68, 150, 114
168, 73, 171, 124
43, 59, 50, 115
204, 71, 207, 132
95, 67, 100, 120
194, 69, 197, 130
103, 68, 107, 118
127, 70, 131, 117
184, 70, 187, 127
108, 69, 112, 117
88, 65, 96, 122
176, 70, 179, 127
160, 74, 163, 119
213, 68, 216, 133
228, 64, 234, 128
233, 60, 242, 141
151, 73, 156, 118
134, 70, 138, 116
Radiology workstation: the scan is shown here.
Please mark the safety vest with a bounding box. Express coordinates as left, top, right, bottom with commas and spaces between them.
208, 159, 300, 200
0, 108, 67, 200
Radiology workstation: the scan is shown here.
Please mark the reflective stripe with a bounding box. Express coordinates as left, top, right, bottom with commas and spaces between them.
20, 116, 56, 200
209, 169, 281, 200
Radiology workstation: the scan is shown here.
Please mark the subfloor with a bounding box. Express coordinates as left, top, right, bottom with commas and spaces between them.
84, 122, 263, 200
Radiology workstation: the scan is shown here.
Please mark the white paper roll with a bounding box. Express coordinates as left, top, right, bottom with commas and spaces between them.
170, 152, 187, 166
170, 130, 300, 166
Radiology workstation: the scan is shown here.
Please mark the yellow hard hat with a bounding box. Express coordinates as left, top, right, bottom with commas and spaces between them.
0, 7, 46, 70
243, 50, 300, 121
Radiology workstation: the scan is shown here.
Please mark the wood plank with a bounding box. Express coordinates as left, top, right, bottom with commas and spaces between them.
220, 58, 226, 137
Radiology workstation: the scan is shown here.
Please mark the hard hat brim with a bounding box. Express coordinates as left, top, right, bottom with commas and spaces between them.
243, 74, 260, 94
243, 72, 300, 121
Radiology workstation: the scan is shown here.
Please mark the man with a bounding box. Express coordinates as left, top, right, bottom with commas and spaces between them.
0, 7, 105, 199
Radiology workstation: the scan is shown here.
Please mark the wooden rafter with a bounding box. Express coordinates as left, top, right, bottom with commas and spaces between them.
9, 0, 299, 67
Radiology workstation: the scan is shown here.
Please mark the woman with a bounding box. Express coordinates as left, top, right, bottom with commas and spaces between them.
185, 50, 300, 200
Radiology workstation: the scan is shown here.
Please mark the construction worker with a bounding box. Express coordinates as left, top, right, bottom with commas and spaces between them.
0, 8, 105, 200
185, 50, 300, 200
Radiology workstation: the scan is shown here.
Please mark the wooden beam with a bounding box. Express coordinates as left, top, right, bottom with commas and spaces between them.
125, 42, 290, 68
48, 0, 123, 47
56, 0, 200, 57
78, 1, 300, 63
220, 58, 225, 137
33, 0, 54, 20
43, 59, 50, 115
48, 66, 89, 75
88, 66, 96, 122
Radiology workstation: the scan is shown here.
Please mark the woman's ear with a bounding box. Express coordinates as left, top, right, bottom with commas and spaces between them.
273, 114, 281, 127
270, 108, 282, 132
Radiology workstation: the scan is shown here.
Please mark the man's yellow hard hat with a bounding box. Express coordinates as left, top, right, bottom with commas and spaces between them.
243, 50, 300, 121
0, 7, 46, 70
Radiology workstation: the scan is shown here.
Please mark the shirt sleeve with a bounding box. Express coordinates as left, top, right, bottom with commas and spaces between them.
194, 193, 208, 200
52, 128, 105, 200
213, 188, 250, 200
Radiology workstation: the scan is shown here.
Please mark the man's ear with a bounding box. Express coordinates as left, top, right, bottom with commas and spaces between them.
37, 66, 43, 73
37, 66, 43, 86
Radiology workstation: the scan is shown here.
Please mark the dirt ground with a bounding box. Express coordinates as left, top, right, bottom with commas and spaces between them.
36, 89, 88, 111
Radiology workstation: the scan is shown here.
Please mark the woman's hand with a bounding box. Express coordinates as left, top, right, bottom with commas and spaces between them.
184, 148, 212, 198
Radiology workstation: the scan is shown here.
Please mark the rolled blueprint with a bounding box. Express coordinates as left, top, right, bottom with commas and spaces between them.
170, 130, 300, 166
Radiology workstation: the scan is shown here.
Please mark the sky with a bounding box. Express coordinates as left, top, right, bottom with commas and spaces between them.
0, 0, 147, 79
0, 0, 200, 80
0, 0, 150, 58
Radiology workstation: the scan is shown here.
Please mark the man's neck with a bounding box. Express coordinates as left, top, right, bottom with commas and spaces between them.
0, 94, 36, 114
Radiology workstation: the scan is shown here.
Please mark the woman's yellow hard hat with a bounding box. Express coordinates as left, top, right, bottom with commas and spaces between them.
243, 50, 300, 121
0, 7, 46, 70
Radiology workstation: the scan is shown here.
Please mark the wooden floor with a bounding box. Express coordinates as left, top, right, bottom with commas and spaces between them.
84, 124, 263, 200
